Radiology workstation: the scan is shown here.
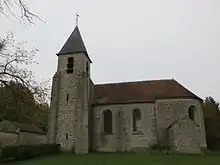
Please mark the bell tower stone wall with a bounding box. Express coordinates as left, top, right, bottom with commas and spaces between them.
48, 52, 90, 154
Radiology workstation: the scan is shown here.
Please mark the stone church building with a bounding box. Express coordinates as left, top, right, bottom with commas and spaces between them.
47, 25, 207, 154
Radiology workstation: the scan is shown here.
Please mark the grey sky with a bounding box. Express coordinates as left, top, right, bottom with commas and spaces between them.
0, 0, 220, 102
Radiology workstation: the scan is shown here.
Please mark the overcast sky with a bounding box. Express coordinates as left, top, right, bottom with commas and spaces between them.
0, 0, 220, 102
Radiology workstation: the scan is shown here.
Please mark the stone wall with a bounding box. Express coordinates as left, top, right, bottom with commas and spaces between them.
0, 132, 18, 149
169, 117, 201, 153
18, 132, 46, 145
51, 53, 90, 153
0, 132, 46, 149
47, 72, 60, 144
92, 98, 207, 153
47, 49, 207, 154
155, 99, 207, 152
88, 80, 95, 151
93, 103, 157, 152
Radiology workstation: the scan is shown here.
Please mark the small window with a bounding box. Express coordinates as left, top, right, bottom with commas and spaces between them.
188, 105, 196, 121
86, 61, 89, 74
133, 109, 141, 132
66, 133, 68, 140
67, 57, 74, 73
66, 94, 69, 102
103, 110, 112, 134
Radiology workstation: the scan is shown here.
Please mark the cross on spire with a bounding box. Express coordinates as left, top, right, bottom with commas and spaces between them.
76, 13, 79, 26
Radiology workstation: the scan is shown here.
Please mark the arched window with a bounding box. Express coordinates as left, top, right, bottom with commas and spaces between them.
133, 109, 141, 132
103, 110, 112, 134
188, 105, 197, 121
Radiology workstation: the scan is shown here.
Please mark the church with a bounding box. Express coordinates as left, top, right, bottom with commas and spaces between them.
47, 25, 207, 154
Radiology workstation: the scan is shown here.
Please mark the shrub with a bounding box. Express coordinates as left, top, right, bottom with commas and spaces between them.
1, 144, 60, 162
1, 145, 19, 161
0, 151, 3, 162
150, 144, 161, 150
149, 143, 171, 153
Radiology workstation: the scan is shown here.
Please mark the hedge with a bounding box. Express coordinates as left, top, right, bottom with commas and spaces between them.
1, 144, 60, 162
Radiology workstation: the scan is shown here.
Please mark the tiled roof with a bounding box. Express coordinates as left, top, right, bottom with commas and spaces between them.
94, 79, 202, 105
57, 26, 92, 62
57, 26, 87, 55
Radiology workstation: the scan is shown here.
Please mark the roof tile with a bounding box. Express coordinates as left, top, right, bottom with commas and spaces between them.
94, 79, 202, 105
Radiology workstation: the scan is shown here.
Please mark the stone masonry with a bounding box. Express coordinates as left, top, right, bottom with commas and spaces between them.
47, 25, 207, 154
92, 99, 206, 153
48, 53, 90, 154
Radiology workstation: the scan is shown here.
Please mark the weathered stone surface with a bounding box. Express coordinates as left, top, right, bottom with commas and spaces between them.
93, 103, 156, 152
49, 68, 207, 154
0, 132, 46, 149
47, 72, 60, 144
48, 41, 207, 154
156, 99, 207, 152
91, 99, 206, 153
169, 117, 201, 153
48, 53, 90, 154
48, 25, 207, 154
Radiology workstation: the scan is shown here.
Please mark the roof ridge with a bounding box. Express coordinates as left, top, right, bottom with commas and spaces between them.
95, 78, 175, 86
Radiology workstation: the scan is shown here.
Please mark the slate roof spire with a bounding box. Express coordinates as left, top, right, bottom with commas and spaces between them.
57, 25, 92, 62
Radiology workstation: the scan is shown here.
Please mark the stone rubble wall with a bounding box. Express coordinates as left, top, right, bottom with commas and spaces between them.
48, 53, 90, 154
0, 132, 46, 150
47, 72, 60, 144
47, 50, 207, 154
169, 117, 201, 153
88, 80, 95, 151
155, 99, 207, 152
92, 98, 207, 153
93, 103, 156, 152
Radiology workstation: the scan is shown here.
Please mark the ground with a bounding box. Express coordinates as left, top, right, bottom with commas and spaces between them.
7, 152, 220, 165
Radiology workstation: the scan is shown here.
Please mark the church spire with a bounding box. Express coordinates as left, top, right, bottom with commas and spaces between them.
57, 22, 92, 62
57, 26, 87, 55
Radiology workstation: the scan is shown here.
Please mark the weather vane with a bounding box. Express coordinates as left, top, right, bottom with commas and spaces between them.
76, 13, 79, 26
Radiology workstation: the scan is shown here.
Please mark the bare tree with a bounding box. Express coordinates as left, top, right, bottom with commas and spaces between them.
0, 0, 41, 24
0, 32, 50, 104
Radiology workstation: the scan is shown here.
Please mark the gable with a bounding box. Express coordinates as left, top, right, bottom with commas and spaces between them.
94, 79, 202, 105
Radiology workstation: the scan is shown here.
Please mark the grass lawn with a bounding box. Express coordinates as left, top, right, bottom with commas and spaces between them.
8, 152, 220, 165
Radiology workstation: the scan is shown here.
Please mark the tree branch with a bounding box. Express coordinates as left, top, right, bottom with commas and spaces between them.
0, 0, 43, 24
0, 32, 50, 105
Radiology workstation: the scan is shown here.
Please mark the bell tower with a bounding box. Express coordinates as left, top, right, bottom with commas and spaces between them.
48, 24, 92, 154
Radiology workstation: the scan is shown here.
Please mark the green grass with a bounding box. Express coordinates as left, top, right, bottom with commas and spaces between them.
8, 152, 220, 165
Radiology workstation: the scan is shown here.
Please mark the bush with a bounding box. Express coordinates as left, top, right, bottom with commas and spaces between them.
149, 143, 171, 154
1, 144, 60, 162
0, 151, 3, 162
